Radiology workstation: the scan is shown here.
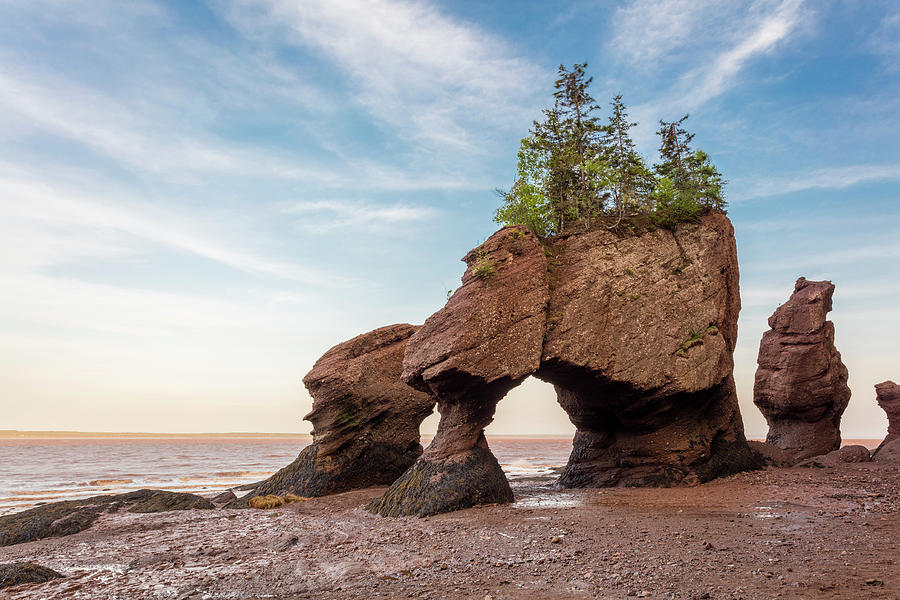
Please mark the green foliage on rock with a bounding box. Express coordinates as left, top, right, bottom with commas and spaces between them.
494, 63, 727, 237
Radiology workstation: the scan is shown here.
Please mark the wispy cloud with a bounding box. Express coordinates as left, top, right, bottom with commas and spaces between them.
734, 162, 900, 201
223, 0, 547, 152
0, 66, 353, 185
609, 0, 730, 70
0, 168, 353, 287
685, 0, 804, 109
283, 198, 439, 234
867, 7, 900, 66
616, 0, 806, 147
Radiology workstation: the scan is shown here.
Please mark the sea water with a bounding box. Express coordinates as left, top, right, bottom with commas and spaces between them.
0, 436, 574, 515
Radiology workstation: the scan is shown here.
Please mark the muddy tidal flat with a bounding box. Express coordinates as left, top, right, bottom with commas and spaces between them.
1, 464, 898, 600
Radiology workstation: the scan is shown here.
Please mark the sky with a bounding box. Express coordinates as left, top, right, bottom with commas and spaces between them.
1, 0, 898, 438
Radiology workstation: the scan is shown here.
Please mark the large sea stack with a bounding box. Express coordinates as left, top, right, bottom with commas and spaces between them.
240, 324, 435, 501
753, 278, 851, 462
368, 213, 759, 517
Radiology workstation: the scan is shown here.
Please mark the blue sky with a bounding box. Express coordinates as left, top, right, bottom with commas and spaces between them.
1, 0, 898, 437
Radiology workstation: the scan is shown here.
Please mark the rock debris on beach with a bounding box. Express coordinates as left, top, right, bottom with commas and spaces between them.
1, 465, 897, 599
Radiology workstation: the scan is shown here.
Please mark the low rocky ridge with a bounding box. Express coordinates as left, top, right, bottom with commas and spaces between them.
0, 490, 212, 547
797, 445, 872, 468
874, 437, 900, 463
875, 380, 900, 452
753, 278, 851, 463
234, 324, 435, 506
0, 562, 63, 590
370, 214, 762, 516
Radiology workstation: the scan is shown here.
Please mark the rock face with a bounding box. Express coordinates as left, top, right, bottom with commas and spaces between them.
0, 562, 63, 590
873, 437, 900, 463
368, 227, 547, 516
541, 214, 754, 488
241, 324, 435, 503
797, 445, 871, 468
753, 278, 851, 462
0, 490, 213, 547
875, 381, 900, 450
369, 214, 760, 516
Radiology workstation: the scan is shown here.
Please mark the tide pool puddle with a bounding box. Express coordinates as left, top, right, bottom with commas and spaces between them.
513, 492, 582, 509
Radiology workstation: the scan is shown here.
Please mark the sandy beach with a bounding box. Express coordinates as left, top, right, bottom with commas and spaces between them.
2, 462, 897, 600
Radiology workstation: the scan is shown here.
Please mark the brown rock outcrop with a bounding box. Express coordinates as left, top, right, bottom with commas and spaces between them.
875, 380, 900, 451
753, 278, 851, 462
369, 214, 760, 517
241, 324, 435, 503
873, 437, 900, 463
797, 445, 871, 468
541, 214, 754, 488
368, 227, 547, 516
0, 562, 63, 590
0, 490, 213, 547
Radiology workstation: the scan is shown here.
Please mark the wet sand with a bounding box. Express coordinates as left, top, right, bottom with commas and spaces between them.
1, 463, 898, 599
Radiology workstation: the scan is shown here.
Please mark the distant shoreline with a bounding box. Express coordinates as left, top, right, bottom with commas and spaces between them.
0, 430, 312, 439
0, 430, 575, 440
0, 431, 882, 446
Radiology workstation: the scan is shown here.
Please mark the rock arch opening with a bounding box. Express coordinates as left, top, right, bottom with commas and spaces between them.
483, 377, 575, 483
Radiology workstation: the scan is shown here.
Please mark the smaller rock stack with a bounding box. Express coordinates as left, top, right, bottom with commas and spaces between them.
874, 381, 900, 458
753, 277, 851, 462
240, 324, 435, 502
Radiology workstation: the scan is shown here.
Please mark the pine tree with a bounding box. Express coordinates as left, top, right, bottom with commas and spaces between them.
602, 95, 653, 221
655, 114, 695, 194
493, 64, 726, 236
552, 63, 606, 221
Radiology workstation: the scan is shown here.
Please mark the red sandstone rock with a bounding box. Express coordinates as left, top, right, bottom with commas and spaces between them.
875, 380, 900, 450
873, 437, 900, 463
753, 278, 851, 463
241, 324, 434, 502
797, 445, 871, 468
542, 213, 753, 487
370, 227, 548, 515
370, 214, 759, 517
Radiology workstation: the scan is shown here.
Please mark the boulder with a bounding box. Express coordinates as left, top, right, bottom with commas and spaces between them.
873, 437, 900, 463
797, 445, 871, 468
369, 214, 760, 516
875, 380, 900, 450
753, 278, 851, 463
209, 489, 237, 506
369, 226, 547, 516
239, 324, 435, 504
0, 562, 63, 590
0, 490, 213, 546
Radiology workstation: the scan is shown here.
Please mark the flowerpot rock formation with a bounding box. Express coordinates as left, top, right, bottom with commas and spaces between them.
238, 324, 435, 503
368, 213, 760, 517
875, 380, 900, 452
753, 278, 851, 463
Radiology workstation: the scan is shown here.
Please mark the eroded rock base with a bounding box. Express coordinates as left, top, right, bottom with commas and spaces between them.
367, 446, 513, 517
764, 417, 843, 463
556, 379, 761, 487
233, 441, 423, 506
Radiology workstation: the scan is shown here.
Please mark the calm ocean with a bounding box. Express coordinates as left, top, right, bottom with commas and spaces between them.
0, 436, 574, 515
